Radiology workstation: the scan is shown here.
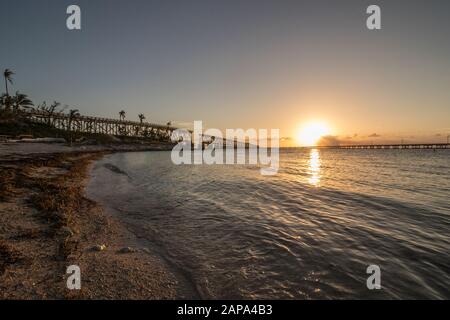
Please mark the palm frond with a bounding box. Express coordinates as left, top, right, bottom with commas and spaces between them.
3, 69, 14, 84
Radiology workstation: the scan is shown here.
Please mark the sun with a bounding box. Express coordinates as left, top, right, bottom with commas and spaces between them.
297, 122, 331, 146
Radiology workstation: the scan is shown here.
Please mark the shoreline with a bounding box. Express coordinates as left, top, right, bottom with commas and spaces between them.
0, 143, 195, 299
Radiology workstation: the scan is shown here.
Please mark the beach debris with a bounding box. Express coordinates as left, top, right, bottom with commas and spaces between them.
92, 244, 106, 252
141, 247, 151, 254
118, 247, 137, 254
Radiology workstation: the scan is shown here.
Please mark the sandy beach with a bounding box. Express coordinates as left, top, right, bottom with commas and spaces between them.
0, 142, 195, 299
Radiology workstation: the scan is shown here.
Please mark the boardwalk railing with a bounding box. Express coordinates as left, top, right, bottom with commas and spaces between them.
22, 110, 178, 139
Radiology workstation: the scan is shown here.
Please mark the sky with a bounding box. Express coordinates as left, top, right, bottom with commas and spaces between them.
1, 0, 450, 145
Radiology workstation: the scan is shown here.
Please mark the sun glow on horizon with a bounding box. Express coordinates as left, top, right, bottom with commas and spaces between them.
297, 121, 331, 146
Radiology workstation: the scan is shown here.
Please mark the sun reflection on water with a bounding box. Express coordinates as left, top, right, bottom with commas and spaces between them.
308, 149, 321, 186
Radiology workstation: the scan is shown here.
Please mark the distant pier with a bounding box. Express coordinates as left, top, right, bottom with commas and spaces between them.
320, 143, 450, 150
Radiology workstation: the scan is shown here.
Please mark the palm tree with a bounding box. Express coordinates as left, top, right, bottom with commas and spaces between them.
12, 91, 34, 112
3, 69, 14, 96
138, 113, 146, 123
119, 110, 126, 121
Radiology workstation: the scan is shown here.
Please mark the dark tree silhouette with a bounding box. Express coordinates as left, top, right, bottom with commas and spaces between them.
0, 93, 13, 110
12, 91, 34, 112
3, 69, 14, 96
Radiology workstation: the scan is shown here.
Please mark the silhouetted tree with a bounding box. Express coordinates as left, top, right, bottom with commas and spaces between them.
12, 91, 34, 112
3, 69, 14, 96
37, 101, 64, 125
49, 101, 61, 114
119, 110, 126, 121
37, 101, 47, 112
138, 113, 146, 123
0, 93, 13, 111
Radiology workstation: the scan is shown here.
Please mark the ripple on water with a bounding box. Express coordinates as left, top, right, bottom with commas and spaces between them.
87, 149, 450, 299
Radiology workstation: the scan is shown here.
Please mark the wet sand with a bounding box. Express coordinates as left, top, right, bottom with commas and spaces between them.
0, 142, 195, 299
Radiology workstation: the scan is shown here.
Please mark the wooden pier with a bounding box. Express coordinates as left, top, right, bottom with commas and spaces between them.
320, 143, 450, 150
22, 110, 177, 140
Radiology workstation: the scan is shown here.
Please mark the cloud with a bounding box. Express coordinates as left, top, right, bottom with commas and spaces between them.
317, 135, 343, 146
368, 133, 381, 138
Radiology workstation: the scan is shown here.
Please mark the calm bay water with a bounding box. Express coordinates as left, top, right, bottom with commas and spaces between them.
87, 149, 450, 299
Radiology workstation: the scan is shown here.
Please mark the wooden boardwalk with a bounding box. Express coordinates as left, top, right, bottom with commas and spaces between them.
23, 110, 177, 139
